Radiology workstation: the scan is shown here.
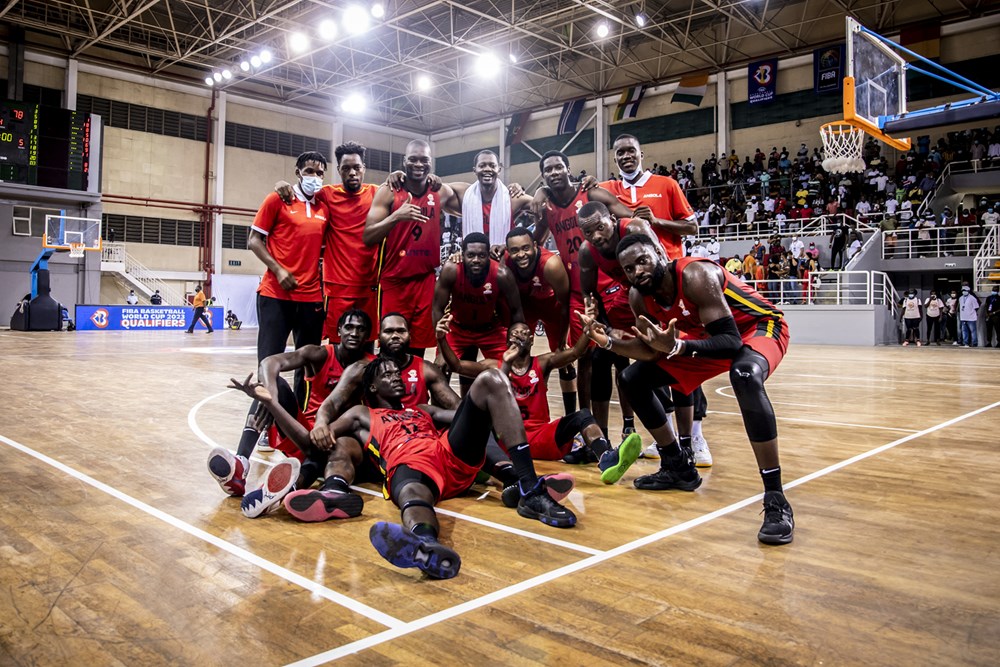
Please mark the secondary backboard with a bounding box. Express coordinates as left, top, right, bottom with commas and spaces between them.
43, 215, 102, 253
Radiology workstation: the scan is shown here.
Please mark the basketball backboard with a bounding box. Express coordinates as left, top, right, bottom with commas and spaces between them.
844, 17, 911, 151
43, 215, 102, 255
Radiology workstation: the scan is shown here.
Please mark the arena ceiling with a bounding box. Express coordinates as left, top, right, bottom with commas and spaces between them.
1, 0, 997, 134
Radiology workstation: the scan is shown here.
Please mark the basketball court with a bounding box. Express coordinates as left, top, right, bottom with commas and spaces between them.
1, 328, 998, 665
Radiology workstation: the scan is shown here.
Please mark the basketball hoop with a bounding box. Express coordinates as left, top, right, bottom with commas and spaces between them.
68, 242, 86, 258
820, 122, 867, 174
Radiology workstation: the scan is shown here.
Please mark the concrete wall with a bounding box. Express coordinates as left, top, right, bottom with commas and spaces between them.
782, 305, 883, 345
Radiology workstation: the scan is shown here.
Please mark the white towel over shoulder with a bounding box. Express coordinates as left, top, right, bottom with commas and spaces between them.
461, 180, 512, 247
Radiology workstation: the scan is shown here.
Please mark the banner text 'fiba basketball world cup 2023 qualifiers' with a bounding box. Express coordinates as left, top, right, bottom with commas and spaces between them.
75, 305, 222, 331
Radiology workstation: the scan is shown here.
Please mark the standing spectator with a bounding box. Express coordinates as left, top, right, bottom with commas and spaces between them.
959, 284, 980, 347
126, 289, 138, 305
945, 288, 960, 344
985, 285, 1000, 347
185, 283, 214, 334
924, 290, 945, 345
983, 207, 999, 227
846, 231, 863, 262
900, 289, 922, 346
789, 235, 805, 259
830, 219, 849, 269
150, 289, 162, 305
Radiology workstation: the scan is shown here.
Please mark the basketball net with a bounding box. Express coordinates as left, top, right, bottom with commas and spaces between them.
820, 122, 867, 174
68, 243, 86, 258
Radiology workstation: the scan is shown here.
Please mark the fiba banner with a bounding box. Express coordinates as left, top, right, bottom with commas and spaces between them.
75, 305, 223, 331
814, 44, 845, 94
748, 59, 778, 105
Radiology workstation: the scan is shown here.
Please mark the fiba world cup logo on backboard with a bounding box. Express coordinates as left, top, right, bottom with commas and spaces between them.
90, 308, 109, 328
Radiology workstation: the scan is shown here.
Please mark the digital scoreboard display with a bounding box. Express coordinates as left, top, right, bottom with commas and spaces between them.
0, 100, 94, 191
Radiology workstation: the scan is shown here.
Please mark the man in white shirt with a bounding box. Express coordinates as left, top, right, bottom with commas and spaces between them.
856, 197, 871, 216
789, 235, 805, 259
706, 236, 721, 262
983, 207, 999, 227
899, 200, 913, 226
885, 197, 899, 216
746, 198, 758, 226
126, 290, 139, 305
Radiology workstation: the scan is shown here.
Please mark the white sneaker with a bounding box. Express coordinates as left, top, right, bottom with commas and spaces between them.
256, 429, 274, 453
692, 434, 713, 467
640, 442, 660, 459
241, 458, 300, 518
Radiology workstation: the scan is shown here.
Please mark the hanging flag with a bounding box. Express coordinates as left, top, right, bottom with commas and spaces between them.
557, 98, 585, 135
671, 75, 708, 107
614, 85, 648, 120
814, 44, 845, 94
748, 58, 778, 105
900, 24, 940, 61
505, 111, 530, 145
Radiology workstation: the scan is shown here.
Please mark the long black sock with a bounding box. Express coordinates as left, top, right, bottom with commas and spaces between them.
678, 435, 693, 458
760, 466, 783, 493
321, 475, 352, 493
588, 436, 612, 458
658, 441, 698, 481
299, 461, 324, 488
236, 427, 259, 459
623, 416, 635, 431
508, 442, 538, 489
562, 391, 577, 413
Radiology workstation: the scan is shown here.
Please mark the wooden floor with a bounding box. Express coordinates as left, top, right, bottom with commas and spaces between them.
1, 328, 999, 666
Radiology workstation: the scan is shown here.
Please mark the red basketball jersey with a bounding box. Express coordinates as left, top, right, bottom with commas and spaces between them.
543, 188, 589, 293
367, 406, 440, 465
507, 356, 550, 425
642, 257, 785, 340
302, 347, 374, 420
508, 247, 557, 304
450, 259, 501, 330
379, 186, 441, 280
586, 217, 632, 288
398, 355, 430, 409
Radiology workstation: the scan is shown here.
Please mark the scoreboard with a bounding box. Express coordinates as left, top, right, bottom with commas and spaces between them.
0, 100, 96, 191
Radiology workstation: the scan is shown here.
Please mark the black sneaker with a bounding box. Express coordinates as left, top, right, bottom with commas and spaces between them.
369, 522, 462, 579
633, 467, 702, 491
758, 491, 794, 545
501, 474, 576, 509
517, 481, 577, 528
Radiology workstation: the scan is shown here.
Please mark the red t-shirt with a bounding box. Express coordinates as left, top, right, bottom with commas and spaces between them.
319, 184, 378, 288
378, 186, 441, 281
450, 259, 501, 331
508, 356, 550, 425
543, 188, 589, 294
601, 174, 694, 260
252, 191, 326, 301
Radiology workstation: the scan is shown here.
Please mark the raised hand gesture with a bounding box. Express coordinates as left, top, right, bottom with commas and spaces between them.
632, 315, 680, 355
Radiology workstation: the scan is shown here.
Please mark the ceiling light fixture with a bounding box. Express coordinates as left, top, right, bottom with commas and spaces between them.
318, 19, 337, 40
596, 22, 610, 39
474, 52, 500, 78
509, 53, 518, 64
212, 72, 222, 82
221, 69, 232, 80
344, 6, 370, 33
341, 92, 367, 113
250, 55, 262, 68
259, 50, 273, 64
289, 32, 309, 53
205, 77, 214, 86
416, 75, 432, 91
239, 60, 250, 72
635, 12, 649, 28
371, 3, 385, 19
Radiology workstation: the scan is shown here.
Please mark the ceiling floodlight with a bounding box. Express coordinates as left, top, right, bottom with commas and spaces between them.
596, 22, 610, 39
221, 69, 232, 80
371, 3, 385, 19
475, 52, 501, 78
341, 92, 367, 113
260, 50, 273, 64
250, 55, 262, 68
318, 19, 338, 40
289, 32, 309, 53
240, 60, 250, 72
416, 75, 432, 91
205, 77, 214, 86
508, 53, 518, 64
344, 6, 370, 33
213, 72, 223, 82
635, 12, 649, 28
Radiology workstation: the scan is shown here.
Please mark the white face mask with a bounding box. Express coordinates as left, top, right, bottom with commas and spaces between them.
299, 175, 323, 197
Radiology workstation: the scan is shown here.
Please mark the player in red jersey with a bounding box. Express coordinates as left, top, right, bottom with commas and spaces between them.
318, 142, 379, 342
530, 150, 638, 416
365, 140, 458, 354
503, 227, 580, 417
252, 356, 578, 579
241, 151, 329, 457
212, 309, 375, 520
432, 232, 524, 393
580, 234, 794, 545
437, 312, 643, 487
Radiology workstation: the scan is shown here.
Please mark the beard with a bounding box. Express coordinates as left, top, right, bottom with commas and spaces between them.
632, 263, 665, 296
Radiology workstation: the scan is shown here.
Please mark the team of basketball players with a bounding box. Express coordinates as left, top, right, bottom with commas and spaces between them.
208, 134, 795, 580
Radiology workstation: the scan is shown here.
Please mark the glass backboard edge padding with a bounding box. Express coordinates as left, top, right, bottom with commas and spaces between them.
842, 77, 912, 151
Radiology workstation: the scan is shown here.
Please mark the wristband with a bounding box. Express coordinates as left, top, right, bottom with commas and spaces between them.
601, 335, 613, 350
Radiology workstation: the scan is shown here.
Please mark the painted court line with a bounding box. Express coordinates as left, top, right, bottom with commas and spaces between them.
285, 399, 1000, 666
0, 433, 404, 631
190, 391, 602, 556
781, 372, 1000, 390
706, 410, 919, 433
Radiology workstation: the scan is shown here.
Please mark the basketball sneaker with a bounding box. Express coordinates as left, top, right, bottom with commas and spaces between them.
758, 490, 794, 545
692, 434, 713, 468
369, 522, 461, 579
501, 473, 575, 508
240, 458, 300, 518
256, 429, 274, 453
207, 447, 248, 497
597, 432, 643, 484
640, 442, 661, 459
283, 488, 364, 522
633, 466, 702, 491
516, 478, 577, 528
562, 435, 598, 464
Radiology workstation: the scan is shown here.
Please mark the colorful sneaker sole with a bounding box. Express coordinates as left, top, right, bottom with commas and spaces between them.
541, 473, 575, 502
600, 432, 643, 484
283, 489, 364, 522
207, 447, 246, 496
241, 459, 300, 518
369, 522, 461, 579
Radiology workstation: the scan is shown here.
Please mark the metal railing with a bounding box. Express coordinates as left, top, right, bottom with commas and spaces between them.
715, 213, 880, 242
882, 225, 986, 259
101, 242, 186, 306
974, 224, 1000, 291
741, 270, 899, 313
916, 160, 1000, 217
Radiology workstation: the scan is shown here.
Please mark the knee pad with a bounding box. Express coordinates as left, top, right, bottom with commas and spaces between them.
729, 359, 777, 442
558, 364, 577, 382
729, 358, 766, 392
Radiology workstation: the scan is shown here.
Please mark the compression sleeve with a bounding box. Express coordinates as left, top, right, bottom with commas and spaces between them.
682, 316, 742, 359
